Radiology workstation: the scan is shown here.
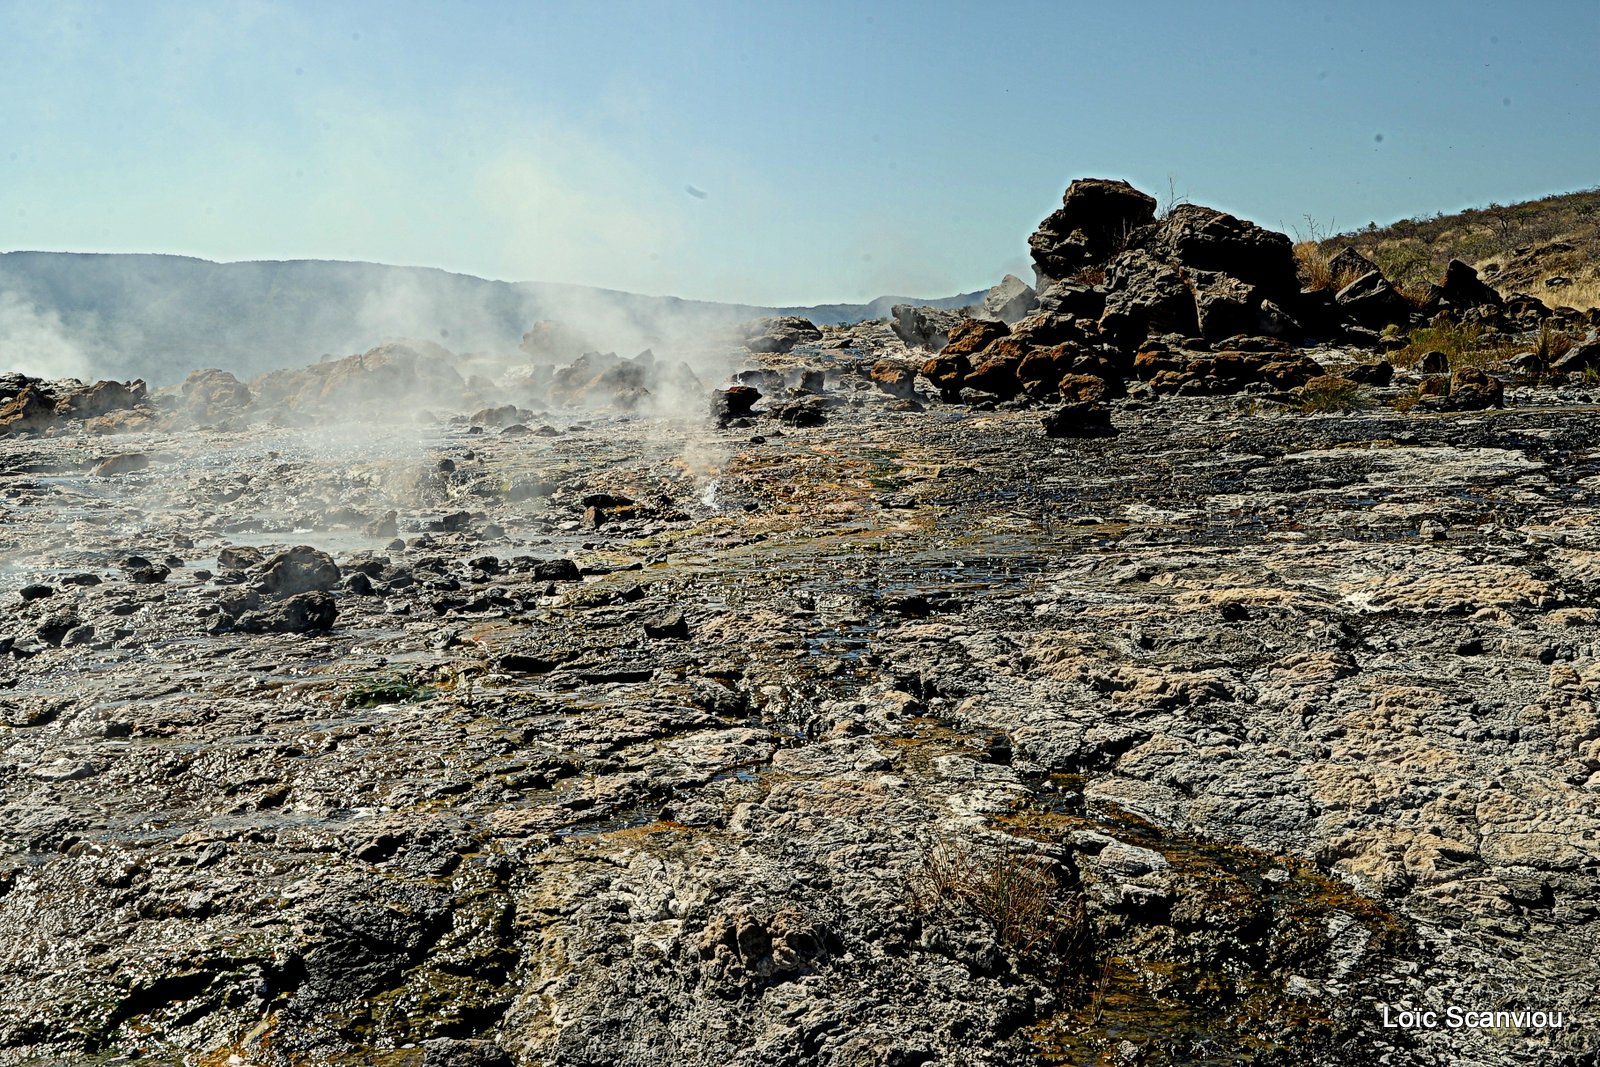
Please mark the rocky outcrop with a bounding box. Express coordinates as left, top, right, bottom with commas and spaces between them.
251, 340, 469, 415
890, 304, 966, 350
979, 274, 1037, 324
736, 316, 822, 354
180, 369, 253, 420
0, 376, 153, 436
1029, 178, 1158, 286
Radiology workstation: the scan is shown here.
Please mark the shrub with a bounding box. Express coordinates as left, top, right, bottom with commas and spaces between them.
1392, 321, 1517, 370
917, 838, 1089, 964
343, 675, 431, 708
1293, 241, 1333, 290
1299, 376, 1364, 414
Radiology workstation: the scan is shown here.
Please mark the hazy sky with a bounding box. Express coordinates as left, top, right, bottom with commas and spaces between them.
1, 0, 1595, 305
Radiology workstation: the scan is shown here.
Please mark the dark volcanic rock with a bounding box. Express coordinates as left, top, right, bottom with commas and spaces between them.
1153, 203, 1298, 300
870, 359, 918, 399
1029, 177, 1157, 285
235, 590, 338, 633
1335, 270, 1413, 331
712, 386, 761, 424
258, 546, 342, 597
1042, 401, 1117, 437
1100, 251, 1198, 345
737, 316, 821, 354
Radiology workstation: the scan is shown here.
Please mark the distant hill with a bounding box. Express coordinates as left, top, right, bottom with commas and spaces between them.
1315, 187, 1600, 309
0, 252, 983, 385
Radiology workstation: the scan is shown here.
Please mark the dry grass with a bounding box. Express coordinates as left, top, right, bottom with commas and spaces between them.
1545, 278, 1600, 313
1320, 186, 1600, 304
1299, 377, 1365, 414
1391, 321, 1519, 371
917, 838, 1089, 964
1293, 241, 1333, 291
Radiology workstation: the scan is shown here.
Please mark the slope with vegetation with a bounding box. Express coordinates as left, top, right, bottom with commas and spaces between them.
1305, 186, 1600, 310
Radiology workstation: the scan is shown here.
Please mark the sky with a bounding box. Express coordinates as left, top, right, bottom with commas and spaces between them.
0, 0, 1596, 306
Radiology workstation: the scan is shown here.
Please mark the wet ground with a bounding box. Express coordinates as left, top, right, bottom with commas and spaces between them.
2, 370, 1599, 1065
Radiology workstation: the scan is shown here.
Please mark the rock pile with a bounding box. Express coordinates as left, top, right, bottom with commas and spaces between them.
0, 374, 153, 436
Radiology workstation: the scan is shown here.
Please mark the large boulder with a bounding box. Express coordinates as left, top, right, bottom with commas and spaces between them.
940, 318, 1011, 358
962, 338, 1028, 399
56, 380, 146, 419
0, 385, 59, 436
919, 353, 971, 401
1335, 271, 1413, 331
1189, 270, 1261, 343
1437, 259, 1504, 310
889, 305, 966, 350
870, 359, 918, 399
1328, 247, 1381, 286
1153, 204, 1298, 301
520, 320, 597, 362
252, 341, 468, 414
257, 546, 342, 598
1029, 179, 1158, 286
1099, 251, 1198, 345
181, 369, 253, 419
979, 275, 1038, 324
738, 316, 821, 354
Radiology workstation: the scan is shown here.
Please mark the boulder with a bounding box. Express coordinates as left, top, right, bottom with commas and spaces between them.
1042, 402, 1116, 438
1345, 359, 1395, 386
520, 320, 596, 362
56, 380, 146, 419
738, 316, 821, 354
870, 359, 917, 399
919, 353, 971, 401
1189, 270, 1261, 343
711, 385, 761, 424
940, 317, 1010, 359
235, 591, 338, 634
979, 275, 1038, 324
1327, 247, 1381, 286
963, 338, 1029, 399
1016, 345, 1077, 396
1437, 259, 1504, 310
257, 546, 341, 598
890, 305, 966, 350
1551, 340, 1600, 375
1034, 281, 1107, 321
1450, 368, 1504, 410
1029, 178, 1158, 285
181, 369, 252, 418
251, 341, 468, 414
0, 386, 58, 435
1153, 204, 1299, 300
1100, 251, 1198, 346
1335, 270, 1413, 331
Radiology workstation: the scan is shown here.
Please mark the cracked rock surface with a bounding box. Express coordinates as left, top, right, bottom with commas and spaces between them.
2, 359, 1599, 1066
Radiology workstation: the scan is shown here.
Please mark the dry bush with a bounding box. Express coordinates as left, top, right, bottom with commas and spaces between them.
917, 838, 1089, 963
1299, 376, 1364, 414
1293, 241, 1333, 290
1392, 321, 1517, 371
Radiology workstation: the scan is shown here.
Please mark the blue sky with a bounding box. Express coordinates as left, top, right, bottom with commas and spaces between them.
1, 0, 1595, 305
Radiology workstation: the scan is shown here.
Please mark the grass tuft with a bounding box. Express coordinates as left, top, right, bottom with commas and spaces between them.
343, 675, 432, 709
916, 838, 1089, 964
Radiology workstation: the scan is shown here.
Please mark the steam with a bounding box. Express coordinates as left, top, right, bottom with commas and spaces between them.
0, 291, 95, 382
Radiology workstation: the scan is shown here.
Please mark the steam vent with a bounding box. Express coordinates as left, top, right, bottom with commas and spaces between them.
3, 176, 1600, 1067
